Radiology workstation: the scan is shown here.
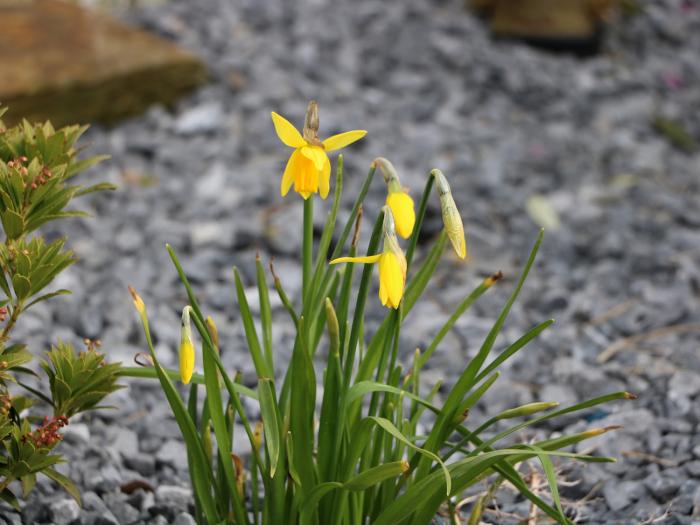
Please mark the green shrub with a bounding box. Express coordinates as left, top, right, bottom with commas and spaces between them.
0, 108, 121, 506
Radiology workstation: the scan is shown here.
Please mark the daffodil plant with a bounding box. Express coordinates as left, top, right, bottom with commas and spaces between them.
126, 102, 632, 525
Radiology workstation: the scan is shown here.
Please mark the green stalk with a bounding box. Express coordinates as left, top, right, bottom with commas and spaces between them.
343, 211, 384, 387
303, 197, 314, 308
405, 174, 434, 268
330, 165, 376, 261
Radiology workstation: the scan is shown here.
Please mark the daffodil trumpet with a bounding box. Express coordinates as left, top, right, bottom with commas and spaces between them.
179, 306, 195, 384
331, 206, 407, 309
374, 157, 416, 240
272, 101, 367, 199
430, 169, 467, 260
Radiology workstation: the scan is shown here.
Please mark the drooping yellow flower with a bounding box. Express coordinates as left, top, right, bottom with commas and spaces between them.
331, 206, 406, 309
179, 306, 195, 384
431, 169, 467, 259
374, 157, 415, 239
386, 192, 415, 239
272, 101, 366, 199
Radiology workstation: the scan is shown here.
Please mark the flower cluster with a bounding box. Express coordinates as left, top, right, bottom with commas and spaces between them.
22, 416, 68, 448
273, 102, 467, 309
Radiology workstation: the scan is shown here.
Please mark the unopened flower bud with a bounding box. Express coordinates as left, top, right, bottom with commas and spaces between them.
431, 169, 467, 259
253, 421, 264, 453
202, 422, 213, 462
496, 401, 559, 421
128, 286, 146, 316
179, 306, 195, 385
205, 316, 219, 350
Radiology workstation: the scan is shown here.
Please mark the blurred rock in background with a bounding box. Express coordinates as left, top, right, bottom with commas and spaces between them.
0, 0, 206, 126
470, 0, 619, 56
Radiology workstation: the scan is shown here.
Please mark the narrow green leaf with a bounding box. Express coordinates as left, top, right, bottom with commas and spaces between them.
369, 417, 451, 495
233, 267, 271, 378
258, 378, 281, 477
255, 256, 274, 373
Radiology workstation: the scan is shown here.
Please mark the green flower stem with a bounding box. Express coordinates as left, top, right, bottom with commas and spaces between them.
343, 211, 384, 388
330, 165, 376, 261
302, 197, 314, 310
406, 174, 434, 268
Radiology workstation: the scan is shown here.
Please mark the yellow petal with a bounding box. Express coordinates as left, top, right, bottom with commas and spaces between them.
330, 254, 382, 265
179, 340, 195, 384
386, 192, 416, 239
294, 154, 320, 196
319, 155, 331, 199
301, 146, 327, 171
281, 149, 302, 197
271, 112, 306, 148
379, 252, 404, 309
322, 130, 367, 152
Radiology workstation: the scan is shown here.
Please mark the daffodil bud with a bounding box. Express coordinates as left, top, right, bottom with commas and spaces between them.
253, 421, 264, 452
430, 169, 467, 259
205, 315, 219, 350
324, 298, 340, 357
202, 422, 213, 462
495, 401, 559, 421
179, 306, 195, 385
375, 157, 415, 239
128, 286, 146, 316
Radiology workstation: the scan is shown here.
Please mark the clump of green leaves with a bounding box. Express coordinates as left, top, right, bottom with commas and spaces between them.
128, 108, 631, 525
0, 107, 121, 507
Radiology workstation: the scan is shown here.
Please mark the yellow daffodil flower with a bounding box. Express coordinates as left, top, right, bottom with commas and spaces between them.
331, 206, 406, 309
374, 157, 415, 239
179, 306, 195, 384
272, 101, 367, 199
386, 192, 415, 239
372, 157, 416, 239
431, 169, 467, 259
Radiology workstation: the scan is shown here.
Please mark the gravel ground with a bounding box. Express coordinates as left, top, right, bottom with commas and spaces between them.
2, 0, 700, 523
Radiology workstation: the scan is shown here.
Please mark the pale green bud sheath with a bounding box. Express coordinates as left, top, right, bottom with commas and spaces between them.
495, 401, 560, 421
431, 169, 467, 259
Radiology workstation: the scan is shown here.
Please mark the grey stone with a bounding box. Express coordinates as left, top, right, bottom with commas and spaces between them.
49, 498, 80, 525
155, 485, 192, 513
124, 452, 156, 476
110, 427, 139, 458
173, 513, 197, 525
86, 464, 123, 492
174, 101, 224, 135
156, 439, 189, 471
62, 423, 90, 445
645, 474, 682, 501
602, 479, 646, 511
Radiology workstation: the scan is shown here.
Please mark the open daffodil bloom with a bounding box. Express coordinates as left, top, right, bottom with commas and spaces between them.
331, 206, 407, 309
272, 101, 367, 199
